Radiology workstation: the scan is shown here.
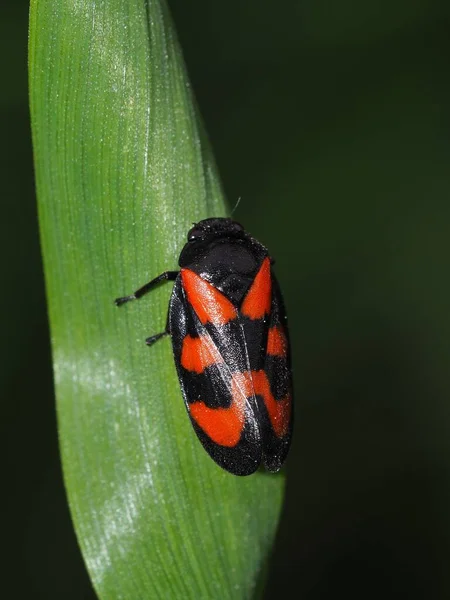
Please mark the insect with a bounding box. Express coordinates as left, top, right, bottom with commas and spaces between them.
115, 218, 293, 476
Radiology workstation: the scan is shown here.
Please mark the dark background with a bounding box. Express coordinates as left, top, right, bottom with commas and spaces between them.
2, 1, 450, 598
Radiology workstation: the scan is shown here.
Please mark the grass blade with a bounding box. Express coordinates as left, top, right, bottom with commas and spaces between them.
29, 1, 285, 597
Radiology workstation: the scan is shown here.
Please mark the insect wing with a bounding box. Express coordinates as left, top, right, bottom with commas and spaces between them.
169, 273, 263, 476
259, 274, 293, 472
236, 258, 293, 472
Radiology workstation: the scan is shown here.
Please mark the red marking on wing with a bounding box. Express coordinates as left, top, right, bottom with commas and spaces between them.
181, 269, 237, 326
189, 369, 291, 446
252, 370, 291, 439
189, 372, 253, 447
267, 326, 288, 358
241, 257, 272, 319
181, 335, 223, 373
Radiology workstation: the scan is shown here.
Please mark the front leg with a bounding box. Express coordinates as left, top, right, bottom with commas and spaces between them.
114, 271, 179, 306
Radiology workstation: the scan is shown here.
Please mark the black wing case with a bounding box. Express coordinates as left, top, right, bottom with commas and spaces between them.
168, 276, 263, 476
259, 273, 293, 472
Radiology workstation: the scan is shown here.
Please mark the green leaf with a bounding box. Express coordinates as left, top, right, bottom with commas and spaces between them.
29, 1, 285, 598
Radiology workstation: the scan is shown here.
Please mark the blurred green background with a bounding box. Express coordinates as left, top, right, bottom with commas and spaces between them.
3, 0, 450, 598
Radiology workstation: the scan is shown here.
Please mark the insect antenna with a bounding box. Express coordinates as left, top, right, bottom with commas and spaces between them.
231, 196, 242, 216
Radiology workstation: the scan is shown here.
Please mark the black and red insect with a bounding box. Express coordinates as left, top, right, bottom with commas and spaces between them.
115, 218, 293, 476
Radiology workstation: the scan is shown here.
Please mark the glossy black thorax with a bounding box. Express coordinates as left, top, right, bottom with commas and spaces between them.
178, 218, 268, 305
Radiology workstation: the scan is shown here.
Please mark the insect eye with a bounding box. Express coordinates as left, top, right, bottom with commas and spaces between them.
187, 226, 203, 242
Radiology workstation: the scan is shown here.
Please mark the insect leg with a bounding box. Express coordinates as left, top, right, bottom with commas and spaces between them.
145, 331, 169, 346
114, 271, 179, 306
145, 306, 172, 347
